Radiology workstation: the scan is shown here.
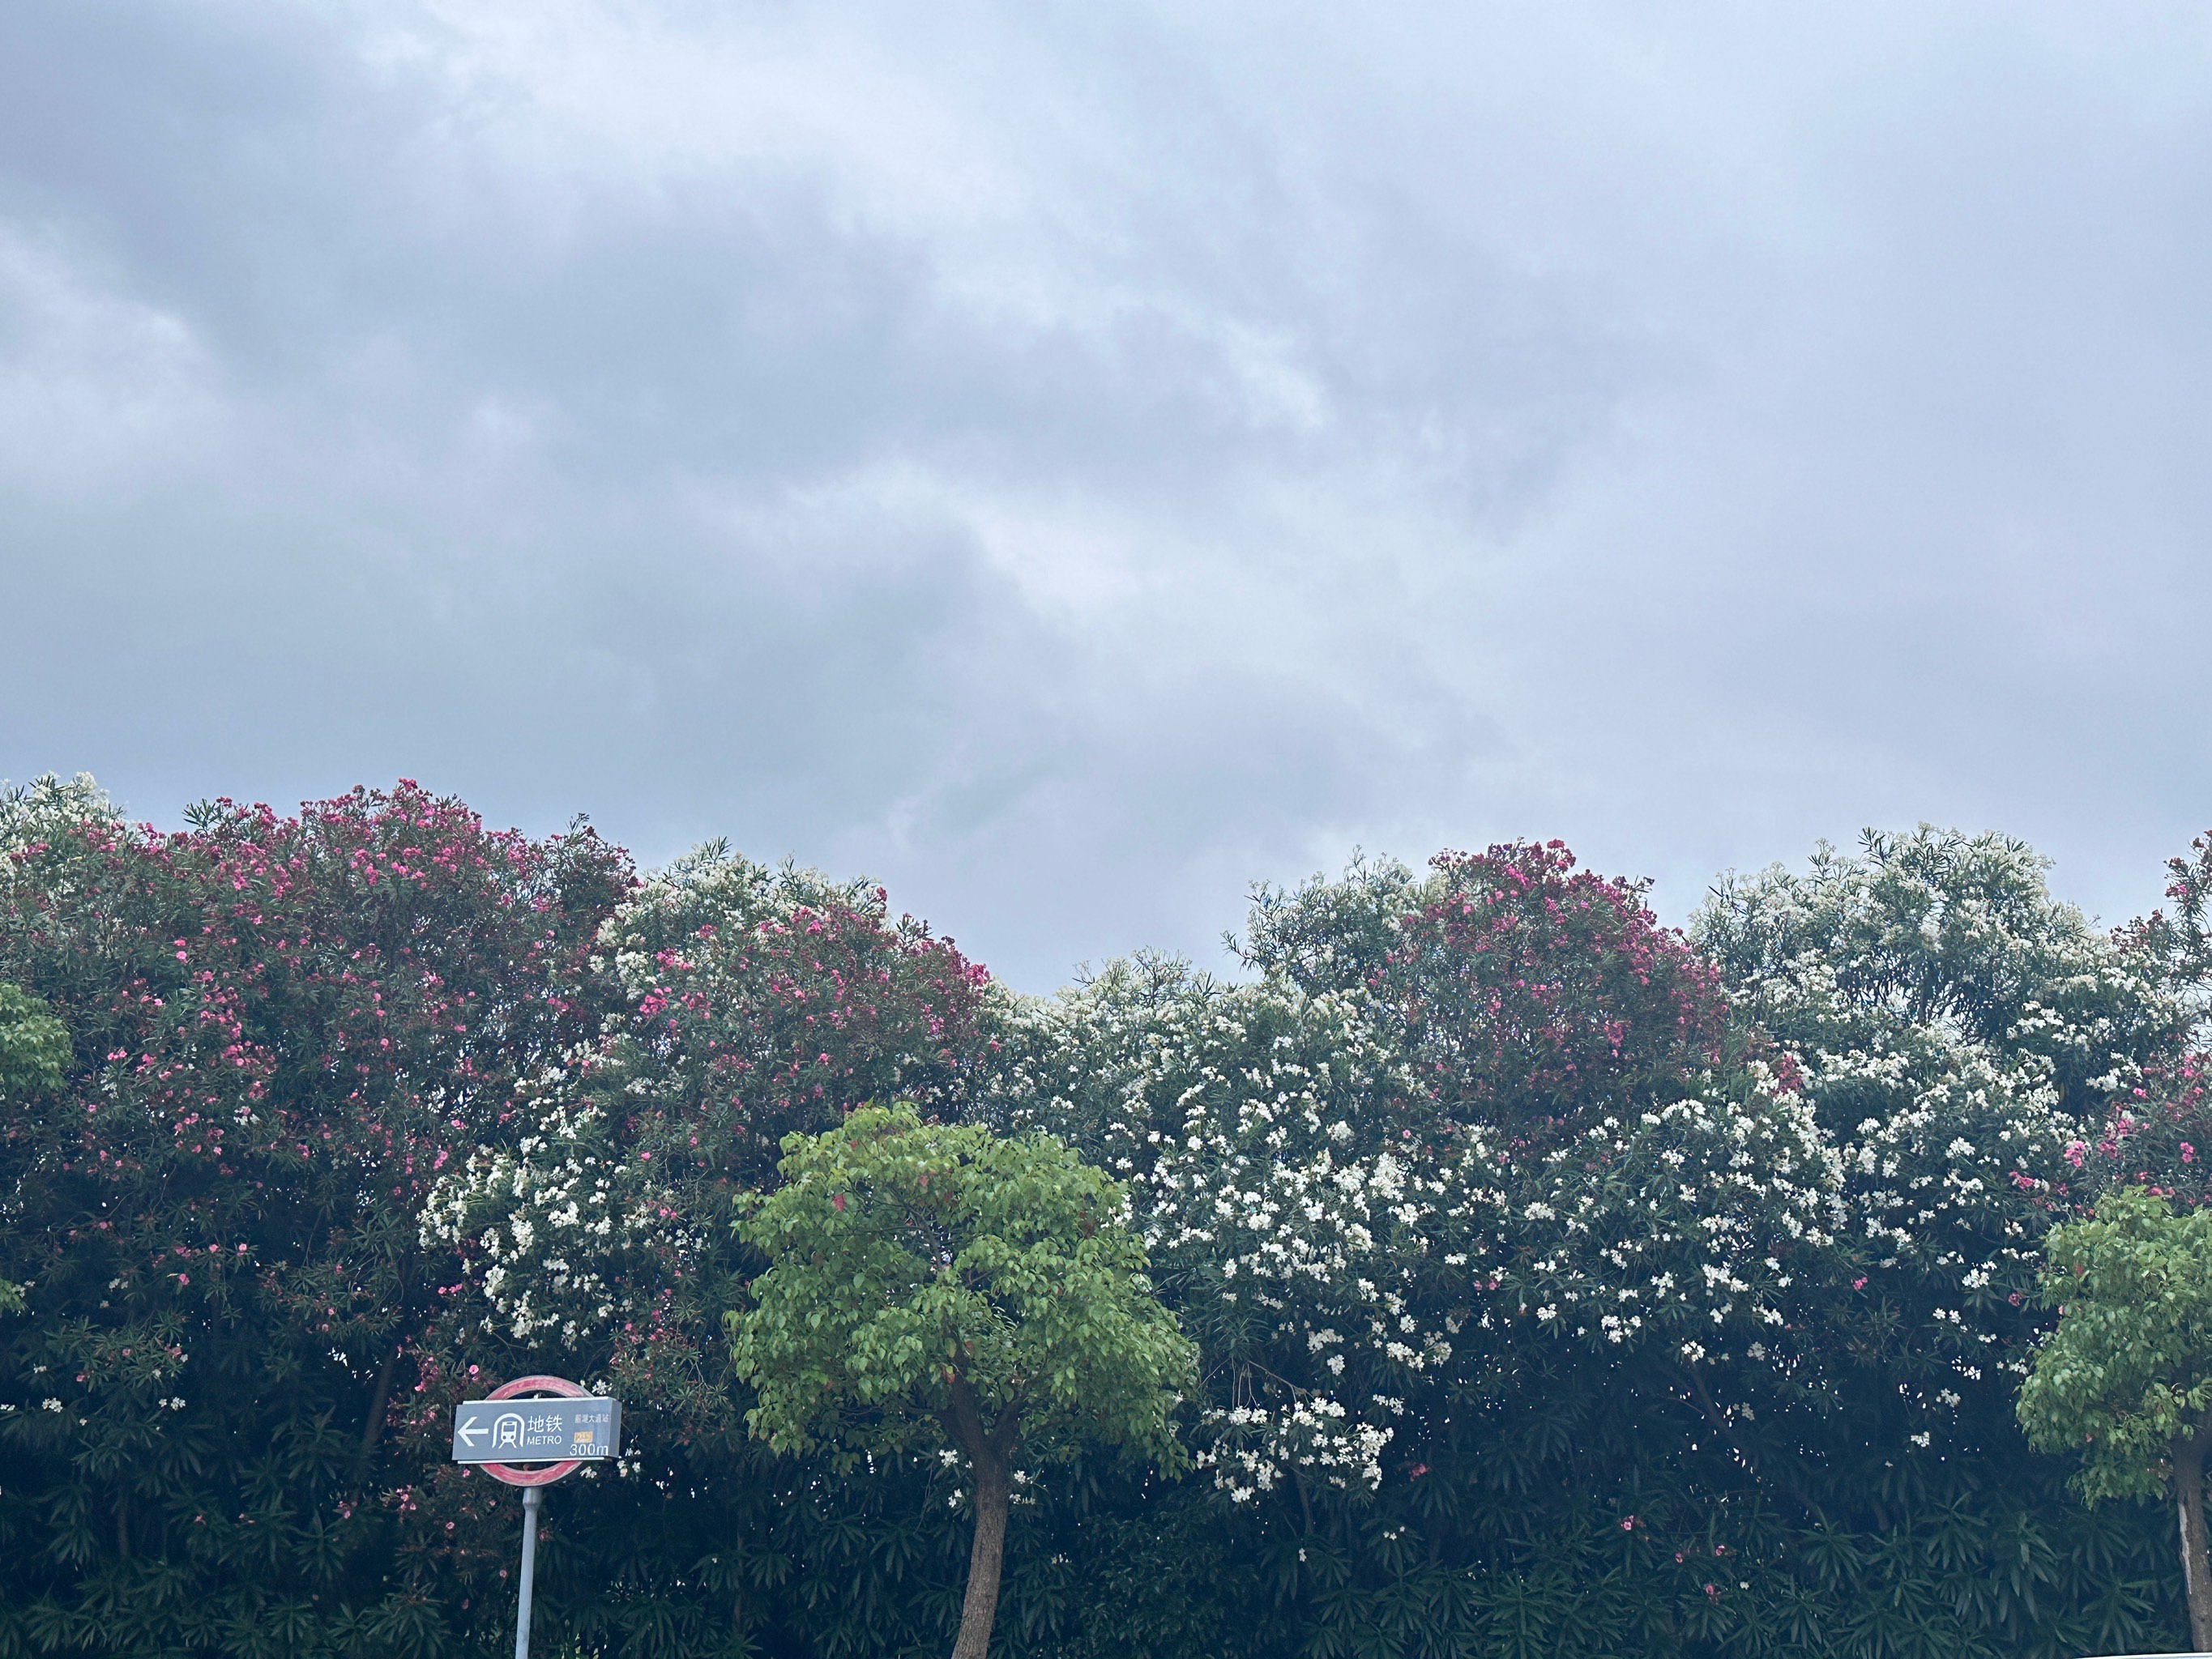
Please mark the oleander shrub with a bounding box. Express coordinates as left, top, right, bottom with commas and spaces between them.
0, 776, 630, 1657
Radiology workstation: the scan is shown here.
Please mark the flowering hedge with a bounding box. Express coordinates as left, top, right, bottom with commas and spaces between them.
2, 781, 2207, 1658
993, 833, 2199, 1657
0, 775, 630, 1656
395, 845, 1008, 1655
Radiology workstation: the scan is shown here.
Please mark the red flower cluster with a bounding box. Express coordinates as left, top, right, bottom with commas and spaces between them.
1381, 841, 1732, 1144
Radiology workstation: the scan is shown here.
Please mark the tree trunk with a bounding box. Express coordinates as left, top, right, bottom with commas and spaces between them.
2175, 1427, 2212, 1651
950, 1451, 1010, 1659
352, 1341, 402, 1483
941, 1369, 1023, 1659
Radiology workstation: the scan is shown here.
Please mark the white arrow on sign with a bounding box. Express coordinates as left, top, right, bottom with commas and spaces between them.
458, 1418, 485, 1447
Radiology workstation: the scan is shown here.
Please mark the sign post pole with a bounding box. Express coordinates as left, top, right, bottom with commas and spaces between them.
450, 1376, 622, 1659
514, 1484, 544, 1659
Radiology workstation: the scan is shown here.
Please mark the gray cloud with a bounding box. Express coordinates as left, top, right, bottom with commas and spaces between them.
5, 1, 2210, 987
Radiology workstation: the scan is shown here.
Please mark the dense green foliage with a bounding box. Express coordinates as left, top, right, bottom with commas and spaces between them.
2, 779, 2208, 1657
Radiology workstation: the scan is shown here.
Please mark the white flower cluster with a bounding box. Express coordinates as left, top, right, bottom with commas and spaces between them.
1819, 1023, 2085, 1303
1700, 830, 2185, 1384
1438, 1080, 1840, 1356
421, 847, 907, 1352
1199, 1398, 1394, 1502
419, 1071, 698, 1348
990, 965, 1426, 1495
991, 959, 1841, 1500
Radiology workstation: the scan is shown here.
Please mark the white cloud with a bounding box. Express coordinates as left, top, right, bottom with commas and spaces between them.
0, 224, 227, 496
4, 0, 2210, 985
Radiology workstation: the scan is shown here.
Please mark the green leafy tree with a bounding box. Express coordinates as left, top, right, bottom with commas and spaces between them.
731, 1104, 1194, 1659
0, 982, 69, 1100
2019, 1187, 2212, 1648
0, 981, 65, 1312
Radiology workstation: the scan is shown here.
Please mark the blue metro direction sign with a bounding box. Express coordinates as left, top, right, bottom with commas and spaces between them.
451, 1396, 621, 1464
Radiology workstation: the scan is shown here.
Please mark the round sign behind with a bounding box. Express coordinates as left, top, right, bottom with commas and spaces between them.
477, 1374, 592, 1487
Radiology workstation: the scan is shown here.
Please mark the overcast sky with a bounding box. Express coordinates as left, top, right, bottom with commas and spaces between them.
4, 3, 2209, 990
